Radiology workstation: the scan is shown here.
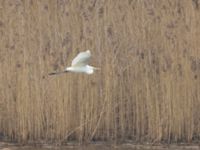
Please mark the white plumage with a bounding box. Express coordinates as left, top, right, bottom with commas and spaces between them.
49, 50, 99, 75
71, 50, 91, 67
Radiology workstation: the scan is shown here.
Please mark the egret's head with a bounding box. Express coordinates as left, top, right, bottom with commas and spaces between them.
86, 50, 91, 54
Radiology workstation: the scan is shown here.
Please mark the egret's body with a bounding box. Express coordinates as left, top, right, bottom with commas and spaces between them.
66, 65, 94, 74
49, 50, 98, 75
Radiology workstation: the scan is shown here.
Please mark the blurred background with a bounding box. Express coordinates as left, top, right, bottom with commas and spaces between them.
0, 0, 200, 143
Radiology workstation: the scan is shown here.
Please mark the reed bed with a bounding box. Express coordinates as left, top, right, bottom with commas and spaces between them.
0, 0, 200, 143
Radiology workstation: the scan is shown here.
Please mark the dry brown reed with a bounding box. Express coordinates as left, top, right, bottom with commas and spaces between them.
0, 0, 200, 143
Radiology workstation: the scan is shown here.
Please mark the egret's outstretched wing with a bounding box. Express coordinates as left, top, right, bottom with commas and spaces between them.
71, 50, 91, 66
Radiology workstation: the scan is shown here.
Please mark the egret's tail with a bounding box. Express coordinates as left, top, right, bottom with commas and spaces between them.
48, 71, 68, 76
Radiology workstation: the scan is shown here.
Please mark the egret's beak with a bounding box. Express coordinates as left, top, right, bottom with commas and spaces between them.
93, 67, 100, 70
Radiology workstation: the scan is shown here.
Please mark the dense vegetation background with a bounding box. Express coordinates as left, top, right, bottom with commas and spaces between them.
0, 0, 200, 143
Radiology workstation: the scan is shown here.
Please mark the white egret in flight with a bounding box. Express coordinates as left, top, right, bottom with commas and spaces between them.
49, 50, 99, 75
